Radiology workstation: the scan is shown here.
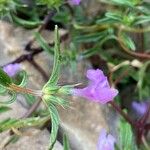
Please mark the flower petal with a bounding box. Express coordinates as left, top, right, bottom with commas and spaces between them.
72, 69, 118, 104
3, 64, 20, 77
97, 129, 116, 150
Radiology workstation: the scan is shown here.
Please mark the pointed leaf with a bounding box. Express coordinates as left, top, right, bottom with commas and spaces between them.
118, 120, 137, 150
34, 32, 54, 55
11, 14, 42, 29
48, 103, 60, 150
0, 106, 12, 113
44, 25, 60, 88
121, 34, 136, 51
19, 71, 28, 87
45, 95, 69, 108
24, 94, 36, 106
0, 85, 6, 94
0, 117, 49, 132
0, 68, 12, 87
63, 134, 70, 150
137, 61, 150, 99
0, 92, 17, 105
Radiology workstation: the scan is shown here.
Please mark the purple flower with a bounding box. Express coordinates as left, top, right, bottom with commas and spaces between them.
69, 0, 81, 5
97, 129, 116, 150
132, 101, 148, 116
72, 69, 118, 104
3, 64, 20, 77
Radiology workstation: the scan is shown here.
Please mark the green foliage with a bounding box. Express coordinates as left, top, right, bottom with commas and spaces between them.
0, 0, 150, 149
137, 61, 150, 99
11, 14, 42, 29
52, 6, 71, 24
43, 25, 61, 88
0, 106, 12, 113
0, 84, 6, 94
121, 33, 136, 51
34, 32, 54, 55
0, 92, 17, 105
118, 120, 137, 150
101, 0, 141, 7
42, 26, 64, 150
0, 0, 17, 17
0, 117, 49, 132
0, 68, 12, 87
47, 103, 60, 150
37, 0, 63, 8
18, 71, 28, 87
63, 134, 70, 150
24, 94, 36, 106
44, 95, 69, 108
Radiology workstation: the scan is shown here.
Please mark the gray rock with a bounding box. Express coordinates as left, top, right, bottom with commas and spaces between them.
3, 129, 63, 150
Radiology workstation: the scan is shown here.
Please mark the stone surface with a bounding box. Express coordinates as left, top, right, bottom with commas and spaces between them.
3, 129, 63, 150
59, 99, 108, 150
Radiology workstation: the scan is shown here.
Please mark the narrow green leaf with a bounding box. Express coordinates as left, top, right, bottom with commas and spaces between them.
19, 71, 28, 87
48, 103, 60, 150
24, 94, 36, 106
34, 32, 54, 55
135, 15, 150, 25
0, 85, 6, 94
43, 25, 60, 88
121, 34, 136, 51
105, 12, 122, 22
101, 0, 135, 7
63, 134, 70, 150
45, 95, 69, 108
11, 14, 42, 29
118, 120, 137, 150
0, 68, 12, 87
0, 106, 12, 113
0, 117, 49, 132
74, 31, 107, 43
137, 61, 150, 99
0, 92, 17, 105
37, 0, 62, 8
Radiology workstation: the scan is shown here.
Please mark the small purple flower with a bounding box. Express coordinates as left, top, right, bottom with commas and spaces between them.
72, 69, 118, 104
3, 64, 20, 77
69, 0, 81, 5
132, 101, 148, 116
97, 129, 116, 150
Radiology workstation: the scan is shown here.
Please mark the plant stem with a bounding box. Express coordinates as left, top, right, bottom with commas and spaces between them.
30, 59, 49, 81
109, 101, 135, 126
22, 98, 42, 118
8, 84, 42, 97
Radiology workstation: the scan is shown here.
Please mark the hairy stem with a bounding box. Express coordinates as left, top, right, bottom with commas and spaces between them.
109, 101, 135, 126
8, 84, 42, 97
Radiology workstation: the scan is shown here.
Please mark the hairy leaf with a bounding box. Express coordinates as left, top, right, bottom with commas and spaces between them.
0, 92, 17, 105
44, 95, 69, 108
48, 103, 60, 150
0, 106, 12, 113
0, 68, 12, 87
43, 25, 60, 88
19, 71, 28, 87
34, 32, 54, 55
137, 61, 150, 99
118, 120, 137, 150
0, 117, 49, 132
63, 134, 70, 150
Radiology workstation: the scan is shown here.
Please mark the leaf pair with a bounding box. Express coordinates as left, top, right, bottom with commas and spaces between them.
42, 25, 61, 150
